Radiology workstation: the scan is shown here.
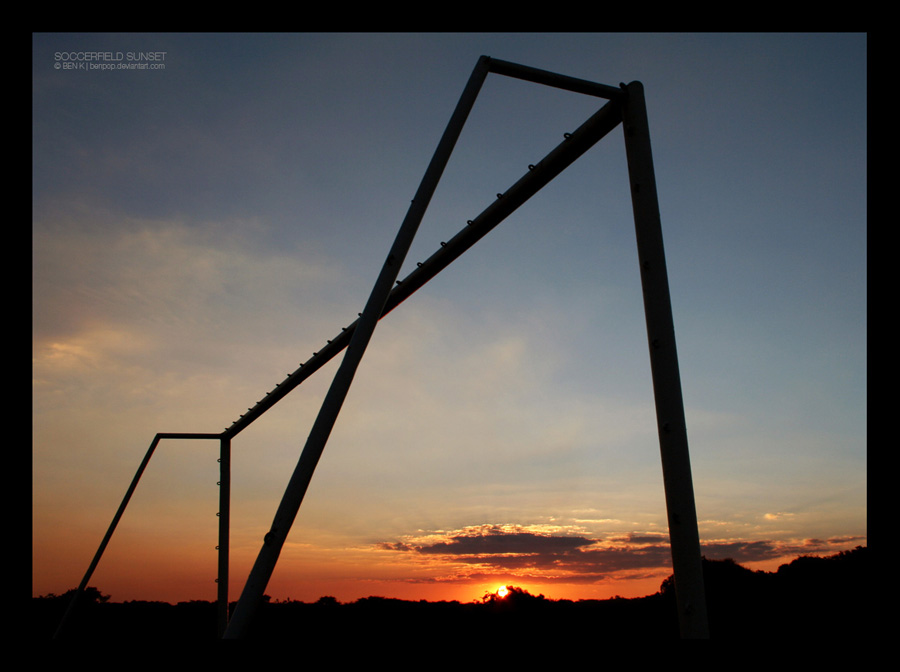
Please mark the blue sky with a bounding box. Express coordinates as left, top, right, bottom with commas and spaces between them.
33, 33, 866, 603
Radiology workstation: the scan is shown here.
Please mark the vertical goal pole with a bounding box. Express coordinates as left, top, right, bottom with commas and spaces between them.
620, 81, 710, 638
216, 435, 231, 637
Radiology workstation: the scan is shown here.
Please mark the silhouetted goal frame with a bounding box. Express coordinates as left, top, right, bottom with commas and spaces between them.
57, 56, 709, 639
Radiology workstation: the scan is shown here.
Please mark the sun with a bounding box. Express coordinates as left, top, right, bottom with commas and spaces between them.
496, 585, 509, 599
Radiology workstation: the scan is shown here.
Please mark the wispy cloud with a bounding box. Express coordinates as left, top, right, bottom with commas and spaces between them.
763, 512, 796, 521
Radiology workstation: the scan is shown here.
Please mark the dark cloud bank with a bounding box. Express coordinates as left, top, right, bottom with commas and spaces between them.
379, 525, 865, 582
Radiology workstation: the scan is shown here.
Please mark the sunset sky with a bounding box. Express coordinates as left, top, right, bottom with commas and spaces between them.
33, 33, 866, 605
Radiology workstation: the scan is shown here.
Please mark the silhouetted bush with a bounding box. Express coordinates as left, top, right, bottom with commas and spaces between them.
657, 546, 869, 639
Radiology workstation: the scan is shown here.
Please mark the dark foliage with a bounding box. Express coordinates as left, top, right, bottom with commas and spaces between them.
659, 546, 869, 639
34, 546, 868, 641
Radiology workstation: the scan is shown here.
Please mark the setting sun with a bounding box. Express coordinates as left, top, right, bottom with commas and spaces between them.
496, 585, 509, 599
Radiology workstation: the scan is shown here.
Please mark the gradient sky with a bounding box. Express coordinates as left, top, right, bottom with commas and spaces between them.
33, 33, 866, 605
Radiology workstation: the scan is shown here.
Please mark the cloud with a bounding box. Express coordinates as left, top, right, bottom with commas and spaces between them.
33, 212, 342, 344
376, 524, 868, 587
377, 524, 672, 582
414, 527, 594, 556
700, 540, 783, 563
697, 535, 867, 565
763, 512, 796, 521
31, 209, 354, 412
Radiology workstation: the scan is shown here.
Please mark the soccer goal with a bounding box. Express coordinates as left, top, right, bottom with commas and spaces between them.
60, 56, 710, 640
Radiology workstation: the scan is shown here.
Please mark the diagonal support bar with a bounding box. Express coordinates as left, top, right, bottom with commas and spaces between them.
221, 94, 623, 441
223, 55, 493, 639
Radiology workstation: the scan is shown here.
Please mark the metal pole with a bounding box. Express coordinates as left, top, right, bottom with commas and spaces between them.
54, 433, 163, 638
620, 81, 709, 638
486, 57, 624, 100
220, 95, 623, 441
216, 435, 231, 637
223, 55, 493, 639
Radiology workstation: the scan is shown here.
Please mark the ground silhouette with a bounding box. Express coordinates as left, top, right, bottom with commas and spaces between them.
34, 546, 867, 641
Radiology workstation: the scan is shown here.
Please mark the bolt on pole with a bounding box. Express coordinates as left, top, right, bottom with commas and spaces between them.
620, 81, 709, 638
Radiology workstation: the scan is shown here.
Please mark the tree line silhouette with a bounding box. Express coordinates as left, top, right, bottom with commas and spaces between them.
34, 546, 867, 640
